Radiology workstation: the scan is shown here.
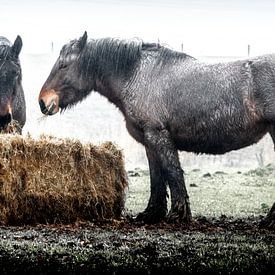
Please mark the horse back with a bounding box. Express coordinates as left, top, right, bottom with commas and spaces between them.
128, 55, 274, 154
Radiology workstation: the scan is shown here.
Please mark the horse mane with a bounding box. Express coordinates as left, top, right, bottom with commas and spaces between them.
82, 38, 194, 77
83, 38, 142, 77
142, 41, 195, 67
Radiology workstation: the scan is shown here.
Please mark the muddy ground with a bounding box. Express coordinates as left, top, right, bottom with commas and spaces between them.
0, 165, 275, 274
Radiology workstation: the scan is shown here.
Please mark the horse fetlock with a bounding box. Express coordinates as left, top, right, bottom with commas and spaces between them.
167, 199, 192, 223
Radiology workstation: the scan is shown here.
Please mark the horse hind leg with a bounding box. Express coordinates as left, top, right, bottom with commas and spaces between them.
142, 127, 192, 223
269, 126, 275, 151
166, 166, 191, 223
260, 202, 275, 229
260, 126, 275, 229
256, 126, 275, 229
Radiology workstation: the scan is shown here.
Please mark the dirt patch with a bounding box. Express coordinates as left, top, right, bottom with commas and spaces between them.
0, 217, 274, 274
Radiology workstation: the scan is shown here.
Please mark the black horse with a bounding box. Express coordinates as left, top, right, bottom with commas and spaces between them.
0, 36, 26, 133
38, 32, 275, 225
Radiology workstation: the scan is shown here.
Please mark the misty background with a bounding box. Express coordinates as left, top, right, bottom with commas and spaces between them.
1, 0, 275, 169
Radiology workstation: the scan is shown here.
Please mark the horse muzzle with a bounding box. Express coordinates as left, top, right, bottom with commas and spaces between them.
0, 102, 13, 129
0, 112, 12, 129
38, 89, 60, 115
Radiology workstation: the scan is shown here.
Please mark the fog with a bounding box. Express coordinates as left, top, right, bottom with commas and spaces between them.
1, 0, 275, 56
1, 0, 275, 168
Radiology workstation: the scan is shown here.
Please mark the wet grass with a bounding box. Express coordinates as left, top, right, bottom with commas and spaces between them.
0, 165, 275, 274
125, 165, 275, 218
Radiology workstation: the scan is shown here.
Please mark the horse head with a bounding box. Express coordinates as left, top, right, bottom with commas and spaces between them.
0, 35, 22, 129
38, 31, 90, 115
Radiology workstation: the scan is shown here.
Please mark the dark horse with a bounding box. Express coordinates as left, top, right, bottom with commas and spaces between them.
38, 32, 275, 225
0, 36, 26, 133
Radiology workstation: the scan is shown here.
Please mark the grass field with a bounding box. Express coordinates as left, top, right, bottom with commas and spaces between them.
125, 165, 275, 218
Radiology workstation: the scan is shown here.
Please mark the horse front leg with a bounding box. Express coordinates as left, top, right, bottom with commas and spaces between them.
136, 147, 168, 223
142, 127, 192, 223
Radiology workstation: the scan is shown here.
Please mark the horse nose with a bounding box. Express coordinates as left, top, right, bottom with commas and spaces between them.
39, 98, 58, 115
38, 89, 60, 115
0, 112, 12, 129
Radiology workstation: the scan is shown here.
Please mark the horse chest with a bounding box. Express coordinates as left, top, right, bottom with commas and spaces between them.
125, 119, 145, 144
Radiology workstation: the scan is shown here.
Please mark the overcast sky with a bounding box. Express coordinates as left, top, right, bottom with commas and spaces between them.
1, 0, 275, 56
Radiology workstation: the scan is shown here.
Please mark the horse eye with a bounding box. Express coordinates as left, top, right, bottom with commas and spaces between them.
59, 62, 68, 70
12, 69, 19, 78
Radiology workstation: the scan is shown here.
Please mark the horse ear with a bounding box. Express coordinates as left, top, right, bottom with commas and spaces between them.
78, 31, 87, 51
11, 35, 23, 58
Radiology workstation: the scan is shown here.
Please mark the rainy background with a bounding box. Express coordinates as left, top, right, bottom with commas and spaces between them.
1, 0, 275, 169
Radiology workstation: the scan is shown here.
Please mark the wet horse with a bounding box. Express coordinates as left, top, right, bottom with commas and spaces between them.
38, 32, 275, 224
0, 36, 26, 132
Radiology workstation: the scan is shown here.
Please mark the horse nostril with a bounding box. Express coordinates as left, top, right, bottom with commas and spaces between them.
39, 99, 45, 110
39, 99, 48, 114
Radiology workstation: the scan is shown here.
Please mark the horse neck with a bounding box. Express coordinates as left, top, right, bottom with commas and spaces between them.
84, 41, 141, 112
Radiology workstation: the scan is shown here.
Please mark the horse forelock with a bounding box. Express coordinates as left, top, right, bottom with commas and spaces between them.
59, 39, 80, 62
60, 52, 78, 63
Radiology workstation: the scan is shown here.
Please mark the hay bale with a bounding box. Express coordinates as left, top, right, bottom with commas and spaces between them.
0, 134, 128, 225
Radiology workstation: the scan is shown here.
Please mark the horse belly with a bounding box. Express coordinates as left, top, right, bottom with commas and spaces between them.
171, 122, 269, 155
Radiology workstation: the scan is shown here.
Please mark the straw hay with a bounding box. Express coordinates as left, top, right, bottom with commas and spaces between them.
0, 134, 128, 225
0, 120, 22, 134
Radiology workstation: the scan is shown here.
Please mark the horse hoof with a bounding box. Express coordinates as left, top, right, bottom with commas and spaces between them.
259, 203, 275, 230
259, 218, 275, 230
135, 208, 166, 224
166, 209, 192, 224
